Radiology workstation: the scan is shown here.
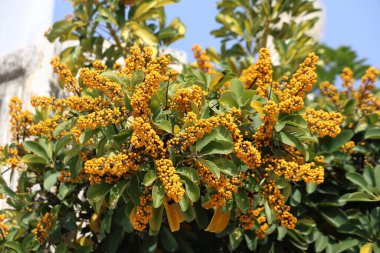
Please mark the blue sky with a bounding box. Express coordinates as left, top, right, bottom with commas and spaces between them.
53, 0, 380, 67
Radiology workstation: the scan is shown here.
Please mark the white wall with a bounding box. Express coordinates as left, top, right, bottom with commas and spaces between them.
0, 0, 54, 56
0, 0, 55, 209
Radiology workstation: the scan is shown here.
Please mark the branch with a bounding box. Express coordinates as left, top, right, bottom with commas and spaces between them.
106, 23, 124, 54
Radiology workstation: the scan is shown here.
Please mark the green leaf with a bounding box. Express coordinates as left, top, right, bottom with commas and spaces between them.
80, 129, 98, 145
198, 126, 234, 155
325, 130, 354, 152
244, 233, 257, 251
277, 226, 287, 241
196, 128, 218, 151
133, 1, 159, 19
197, 158, 220, 178
287, 229, 309, 250
179, 195, 190, 212
43, 171, 59, 190
101, 209, 113, 234
190, 100, 201, 118
220, 91, 240, 108
209, 72, 225, 91
338, 223, 371, 239
22, 154, 48, 165
158, 27, 178, 41
54, 120, 71, 138
69, 155, 81, 178
128, 176, 140, 205
291, 189, 302, 205
87, 182, 113, 203
154, 120, 172, 134
374, 165, 380, 189
229, 79, 244, 98
208, 157, 238, 177
278, 114, 307, 128
124, 21, 158, 45
163, 17, 186, 45
194, 202, 209, 229
228, 228, 243, 251
155, 0, 180, 8
306, 182, 317, 194
315, 234, 328, 252
112, 130, 131, 145
344, 98, 356, 115
340, 192, 377, 202
298, 217, 316, 228
40, 139, 53, 160
264, 200, 273, 224
144, 170, 158, 186
123, 94, 133, 112
250, 100, 263, 115
346, 172, 369, 191
183, 203, 196, 222
235, 188, 249, 213
149, 205, 164, 236
140, 236, 158, 253
182, 177, 200, 202
46, 20, 76, 42
176, 167, 200, 182
216, 126, 233, 142
278, 132, 306, 157
283, 125, 318, 143
275, 121, 286, 132
152, 181, 164, 208
109, 181, 127, 208
320, 207, 348, 228
328, 239, 359, 253
0, 175, 16, 198
22, 141, 49, 162
4, 241, 23, 253
96, 136, 107, 156
101, 71, 124, 83
132, 70, 145, 85
21, 234, 40, 252
55, 135, 71, 154
58, 183, 75, 200
159, 227, 179, 252
63, 145, 81, 165
199, 140, 234, 156
370, 207, 380, 235
241, 90, 257, 107
365, 127, 380, 139
98, 6, 118, 25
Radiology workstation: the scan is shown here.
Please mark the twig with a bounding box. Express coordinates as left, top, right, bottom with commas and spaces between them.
165, 74, 173, 110
106, 23, 124, 53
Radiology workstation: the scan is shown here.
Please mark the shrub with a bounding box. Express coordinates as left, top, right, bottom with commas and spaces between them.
1, 0, 380, 252
0, 45, 347, 252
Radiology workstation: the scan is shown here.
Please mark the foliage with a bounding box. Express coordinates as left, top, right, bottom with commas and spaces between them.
46, 0, 185, 75
1, 0, 380, 252
208, 0, 320, 76
293, 67, 380, 253
316, 45, 370, 83
0, 42, 345, 252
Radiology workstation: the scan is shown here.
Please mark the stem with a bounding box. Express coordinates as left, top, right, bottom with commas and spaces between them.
248, 76, 258, 89
164, 74, 172, 110
1, 168, 10, 175
280, 144, 297, 159
267, 81, 273, 99
294, 83, 307, 97
106, 23, 124, 54
262, 18, 270, 49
